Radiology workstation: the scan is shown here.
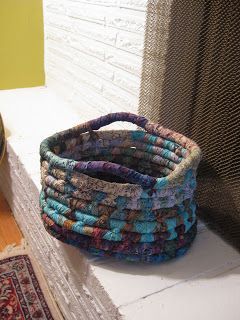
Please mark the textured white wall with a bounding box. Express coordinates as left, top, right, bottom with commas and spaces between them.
43, 0, 147, 119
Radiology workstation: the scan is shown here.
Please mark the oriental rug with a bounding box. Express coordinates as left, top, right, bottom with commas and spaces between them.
0, 245, 63, 320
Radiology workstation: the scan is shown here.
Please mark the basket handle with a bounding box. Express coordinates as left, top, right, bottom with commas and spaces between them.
87, 112, 149, 131
74, 113, 158, 188
75, 160, 157, 188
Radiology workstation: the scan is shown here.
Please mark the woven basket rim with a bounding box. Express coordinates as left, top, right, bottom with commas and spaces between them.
40, 113, 201, 191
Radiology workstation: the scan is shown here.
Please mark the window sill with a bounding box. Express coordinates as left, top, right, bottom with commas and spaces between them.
0, 87, 239, 320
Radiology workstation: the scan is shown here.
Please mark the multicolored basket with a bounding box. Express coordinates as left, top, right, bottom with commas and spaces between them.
39, 113, 201, 263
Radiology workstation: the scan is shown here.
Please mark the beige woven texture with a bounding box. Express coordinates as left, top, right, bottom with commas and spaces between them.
139, 0, 240, 250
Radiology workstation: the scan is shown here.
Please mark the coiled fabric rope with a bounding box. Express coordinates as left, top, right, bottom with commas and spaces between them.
40, 113, 201, 263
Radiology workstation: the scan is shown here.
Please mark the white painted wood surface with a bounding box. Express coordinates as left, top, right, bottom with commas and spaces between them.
0, 87, 240, 320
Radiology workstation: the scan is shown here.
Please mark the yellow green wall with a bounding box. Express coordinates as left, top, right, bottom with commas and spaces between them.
0, 0, 45, 89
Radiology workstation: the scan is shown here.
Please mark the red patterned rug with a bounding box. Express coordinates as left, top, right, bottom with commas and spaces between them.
0, 255, 59, 320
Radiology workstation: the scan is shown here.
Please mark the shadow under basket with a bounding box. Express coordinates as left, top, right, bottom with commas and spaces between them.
39, 113, 201, 263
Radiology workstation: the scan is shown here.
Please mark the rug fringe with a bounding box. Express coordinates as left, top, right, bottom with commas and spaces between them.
0, 238, 28, 258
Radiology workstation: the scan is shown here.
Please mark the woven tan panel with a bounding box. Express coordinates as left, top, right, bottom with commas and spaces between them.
139, 0, 240, 249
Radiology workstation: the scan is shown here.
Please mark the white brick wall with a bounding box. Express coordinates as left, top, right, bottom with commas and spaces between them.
43, 0, 147, 120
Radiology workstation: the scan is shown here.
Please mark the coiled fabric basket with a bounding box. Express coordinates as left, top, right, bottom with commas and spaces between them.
40, 113, 201, 263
